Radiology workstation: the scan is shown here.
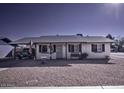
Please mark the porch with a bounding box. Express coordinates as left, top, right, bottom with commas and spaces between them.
11, 42, 109, 60
13, 42, 84, 60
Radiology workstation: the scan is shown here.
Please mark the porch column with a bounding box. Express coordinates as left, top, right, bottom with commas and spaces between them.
50, 43, 52, 60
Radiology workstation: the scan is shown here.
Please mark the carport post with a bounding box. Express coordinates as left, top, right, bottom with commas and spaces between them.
14, 45, 17, 59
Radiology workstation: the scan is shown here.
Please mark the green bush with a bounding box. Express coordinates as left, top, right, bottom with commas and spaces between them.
80, 53, 88, 59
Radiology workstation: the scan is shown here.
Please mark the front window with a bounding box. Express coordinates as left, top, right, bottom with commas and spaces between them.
68, 44, 81, 53
91, 44, 105, 52
39, 45, 48, 53
42, 45, 47, 53
97, 44, 103, 52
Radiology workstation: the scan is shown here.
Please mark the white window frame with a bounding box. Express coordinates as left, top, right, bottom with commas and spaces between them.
91, 43, 105, 53
97, 44, 103, 52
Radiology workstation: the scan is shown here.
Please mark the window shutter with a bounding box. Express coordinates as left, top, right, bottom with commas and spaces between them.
53, 45, 56, 52
91, 44, 94, 52
72, 45, 74, 52
79, 44, 81, 52
68, 44, 70, 52
102, 44, 105, 52
39, 45, 41, 52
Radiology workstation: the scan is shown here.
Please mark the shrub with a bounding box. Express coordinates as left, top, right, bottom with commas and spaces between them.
105, 55, 110, 60
80, 53, 88, 59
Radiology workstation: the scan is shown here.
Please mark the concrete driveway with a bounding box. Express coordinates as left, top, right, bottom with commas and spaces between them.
110, 52, 124, 58
0, 53, 124, 87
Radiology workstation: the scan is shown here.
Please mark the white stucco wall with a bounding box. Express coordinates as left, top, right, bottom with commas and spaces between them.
82, 43, 110, 58
35, 42, 111, 59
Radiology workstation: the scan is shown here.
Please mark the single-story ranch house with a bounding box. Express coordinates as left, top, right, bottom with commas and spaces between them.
10, 35, 114, 60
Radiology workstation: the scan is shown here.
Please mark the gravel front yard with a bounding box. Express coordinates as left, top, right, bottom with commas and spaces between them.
0, 54, 124, 87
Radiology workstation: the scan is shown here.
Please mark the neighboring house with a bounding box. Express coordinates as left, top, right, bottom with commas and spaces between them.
10, 35, 113, 59
0, 37, 14, 59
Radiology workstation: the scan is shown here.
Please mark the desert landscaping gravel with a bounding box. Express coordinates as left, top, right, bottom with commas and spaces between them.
0, 54, 124, 87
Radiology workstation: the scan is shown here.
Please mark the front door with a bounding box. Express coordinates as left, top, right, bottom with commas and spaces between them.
56, 45, 63, 59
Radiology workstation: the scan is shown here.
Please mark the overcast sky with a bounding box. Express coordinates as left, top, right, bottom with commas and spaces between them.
0, 3, 124, 40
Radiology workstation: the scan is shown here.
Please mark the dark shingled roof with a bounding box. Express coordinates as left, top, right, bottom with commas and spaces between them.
10, 35, 114, 44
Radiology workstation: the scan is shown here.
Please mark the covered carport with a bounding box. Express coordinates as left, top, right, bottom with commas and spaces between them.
10, 39, 37, 60
0, 37, 14, 59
